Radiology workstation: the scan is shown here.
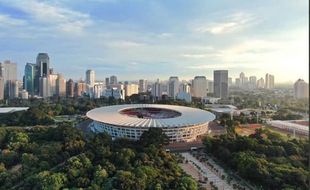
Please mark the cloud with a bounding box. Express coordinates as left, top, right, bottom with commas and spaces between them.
0, 14, 27, 27
194, 12, 256, 34
3, 0, 92, 34
106, 40, 145, 48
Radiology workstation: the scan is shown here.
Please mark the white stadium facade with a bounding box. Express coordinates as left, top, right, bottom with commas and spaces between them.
87, 104, 216, 143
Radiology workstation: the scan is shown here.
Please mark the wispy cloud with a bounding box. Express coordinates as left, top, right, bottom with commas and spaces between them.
194, 12, 256, 34
3, 0, 92, 34
0, 14, 27, 27
106, 40, 145, 48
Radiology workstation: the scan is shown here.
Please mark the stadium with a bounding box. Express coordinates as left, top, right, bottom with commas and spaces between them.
86, 104, 216, 142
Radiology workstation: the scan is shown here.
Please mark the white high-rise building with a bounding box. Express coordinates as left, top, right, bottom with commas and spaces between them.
94, 84, 105, 99
257, 77, 265, 88
192, 76, 207, 98
214, 70, 228, 99
39, 76, 49, 98
0, 60, 17, 99
249, 76, 257, 89
138, 79, 147, 93
125, 83, 139, 97
265, 73, 275, 89
0, 77, 4, 100
179, 82, 191, 93
235, 78, 241, 88
168, 76, 179, 99
240, 72, 245, 86
294, 79, 309, 99
20, 89, 29, 99
49, 74, 58, 96
56, 74, 66, 97
151, 79, 162, 100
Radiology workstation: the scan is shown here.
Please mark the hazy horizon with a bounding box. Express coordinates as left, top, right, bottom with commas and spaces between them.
0, 0, 308, 83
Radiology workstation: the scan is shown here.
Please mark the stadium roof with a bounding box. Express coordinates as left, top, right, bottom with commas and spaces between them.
0, 107, 29, 114
87, 104, 215, 128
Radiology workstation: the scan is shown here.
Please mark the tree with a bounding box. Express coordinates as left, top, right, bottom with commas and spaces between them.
139, 128, 169, 148
35, 171, 67, 190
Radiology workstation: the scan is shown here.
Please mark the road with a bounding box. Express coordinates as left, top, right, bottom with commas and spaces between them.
181, 152, 234, 190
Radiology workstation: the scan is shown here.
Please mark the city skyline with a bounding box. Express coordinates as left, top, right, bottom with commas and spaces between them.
0, 0, 308, 83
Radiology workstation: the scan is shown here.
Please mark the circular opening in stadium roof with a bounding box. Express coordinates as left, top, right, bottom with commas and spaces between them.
119, 107, 182, 119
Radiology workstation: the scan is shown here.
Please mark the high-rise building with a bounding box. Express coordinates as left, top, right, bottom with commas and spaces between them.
192, 76, 207, 98
257, 77, 265, 88
56, 74, 66, 97
105, 77, 110, 87
110, 75, 117, 85
35, 53, 50, 95
235, 78, 241, 87
207, 80, 214, 94
20, 89, 29, 99
39, 76, 49, 98
125, 83, 139, 97
49, 74, 58, 96
228, 77, 233, 87
179, 82, 191, 93
168, 76, 179, 99
66, 79, 75, 98
294, 79, 309, 99
36, 53, 50, 77
86, 70, 95, 87
240, 72, 245, 85
0, 77, 4, 100
0, 60, 17, 99
151, 79, 162, 100
214, 70, 228, 99
249, 76, 257, 89
24, 63, 36, 96
265, 73, 275, 89
75, 81, 87, 97
138, 79, 147, 93
94, 84, 105, 99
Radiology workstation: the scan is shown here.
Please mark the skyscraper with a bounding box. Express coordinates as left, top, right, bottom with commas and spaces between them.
125, 83, 139, 97
249, 76, 257, 89
35, 53, 50, 95
66, 79, 75, 98
257, 77, 265, 88
39, 76, 49, 98
0, 77, 4, 100
214, 70, 228, 99
56, 74, 66, 97
265, 73, 275, 89
294, 79, 309, 99
138, 79, 147, 93
151, 79, 162, 100
105, 77, 110, 87
49, 74, 58, 96
168, 76, 179, 99
110, 75, 117, 85
24, 63, 36, 96
75, 81, 87, 97
192, 76, 207, 98
0, 60, 17, 99
86, 70, 95, 87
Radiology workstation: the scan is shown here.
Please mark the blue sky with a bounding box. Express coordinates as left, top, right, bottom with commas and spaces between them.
0, 0, 308, 83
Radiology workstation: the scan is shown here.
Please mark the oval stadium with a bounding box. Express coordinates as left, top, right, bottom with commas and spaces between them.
87, 104, 216, 143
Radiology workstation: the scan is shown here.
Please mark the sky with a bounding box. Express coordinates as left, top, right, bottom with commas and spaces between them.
0, 0, 308, 83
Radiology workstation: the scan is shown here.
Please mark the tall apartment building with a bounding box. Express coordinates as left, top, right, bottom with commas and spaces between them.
151, 79, 162, 100
168, 76, 179, 99
0, 60, 17, 99
56, 74, 66, 97
110, 75, 117, 85
125, 83, 139, 97
265, 73, 275, 89
66, 79, 75, 97
138, 79, 147, 93
192, 76, 207, 98
294, 79, 309, 99
257, 77, 265, 88
214, 70, 228, 99
249, 76, 257, 89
